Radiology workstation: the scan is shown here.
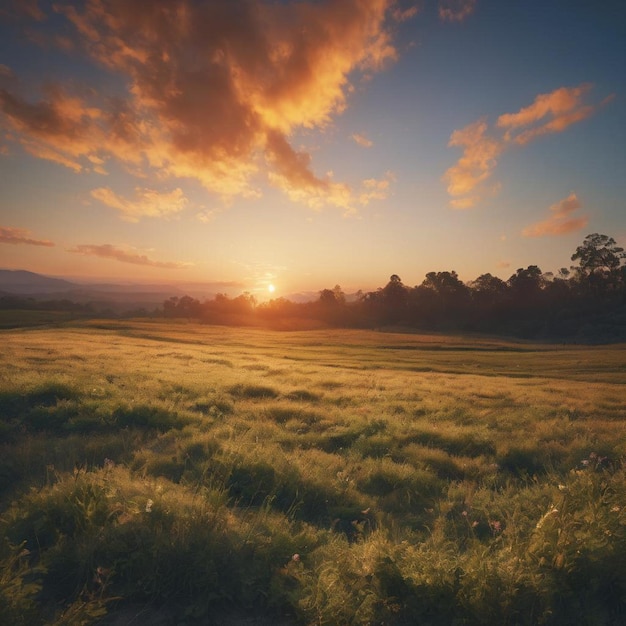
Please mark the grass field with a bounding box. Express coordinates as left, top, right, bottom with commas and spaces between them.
1, 319, 625, 625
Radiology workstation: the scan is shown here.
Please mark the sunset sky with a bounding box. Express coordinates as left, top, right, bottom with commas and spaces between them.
1, 0, 624, 298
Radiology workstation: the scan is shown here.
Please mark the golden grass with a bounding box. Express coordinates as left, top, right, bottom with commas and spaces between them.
1, 319, 625, 624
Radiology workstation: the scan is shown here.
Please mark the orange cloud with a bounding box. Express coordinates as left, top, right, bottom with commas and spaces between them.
497, 84, 609, 145
439, 0, 477, 22
522, 193, 588, 237
0, 85, 145, 174
67, 244, 191, 269
1, 0, 413, 212
0, 226, 54, 246
442, 118, 503, 206
90, 187, 188, 222
352, 132, 374, 148
444, 84, 610, 208
266, 128, 395, 212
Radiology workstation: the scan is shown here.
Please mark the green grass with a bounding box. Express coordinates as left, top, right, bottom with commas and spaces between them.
0, 319, 625, 624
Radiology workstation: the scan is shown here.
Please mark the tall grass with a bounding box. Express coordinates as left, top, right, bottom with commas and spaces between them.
0, 320, 625, 624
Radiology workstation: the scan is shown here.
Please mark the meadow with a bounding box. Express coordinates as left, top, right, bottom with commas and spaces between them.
0, 319, 625, 625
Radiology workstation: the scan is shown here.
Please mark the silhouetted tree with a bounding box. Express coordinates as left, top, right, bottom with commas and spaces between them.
381, 274, 409, 323
507, 265, 545, 300
471, 273, 508, 305
571, 233, 625, 295
319, 289, 338, 306
154, 231, 626, 340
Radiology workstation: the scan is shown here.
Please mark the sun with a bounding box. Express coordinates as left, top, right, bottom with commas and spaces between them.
268, 284, 276, 294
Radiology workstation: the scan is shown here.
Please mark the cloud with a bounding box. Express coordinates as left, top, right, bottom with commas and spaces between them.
90, 187, 188, 222
441, 118, 503, 207
392, 5, 420, 22
0, 85, 144, 174
0, 0, 415, 211
439, 0, 477, 22
266, 129, 395, 212
0, 226, 54, 246
359, 171, 396, 204
352, 132, 374, 148
196, 209, 219, 224
67, 244, 191, 269
443, 84, 610, 207
497, 84, 610, 145
522, 192, 588, 237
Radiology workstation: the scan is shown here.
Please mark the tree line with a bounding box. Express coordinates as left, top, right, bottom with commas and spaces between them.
163, 233, 626, 342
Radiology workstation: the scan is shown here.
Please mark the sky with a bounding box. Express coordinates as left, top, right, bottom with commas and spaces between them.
0, 0, 625, 298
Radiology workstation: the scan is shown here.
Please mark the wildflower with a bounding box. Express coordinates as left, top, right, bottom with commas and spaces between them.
145, 499, 154, 513
292, 554, 300, 562
489, 520, 502, 533
461, 510, 468, 517
558, 484, 567, 491
104, 458, 115, 470
581, 459, 590, 467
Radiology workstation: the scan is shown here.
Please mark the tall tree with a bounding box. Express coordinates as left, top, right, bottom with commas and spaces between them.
571, 233, 625, 294
507, 265, 544, 298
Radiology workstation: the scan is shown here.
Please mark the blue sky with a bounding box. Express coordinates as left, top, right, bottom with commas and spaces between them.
1, 0, 624, 297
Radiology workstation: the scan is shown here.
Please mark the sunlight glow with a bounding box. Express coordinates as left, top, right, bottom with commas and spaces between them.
268, 284, 276, 293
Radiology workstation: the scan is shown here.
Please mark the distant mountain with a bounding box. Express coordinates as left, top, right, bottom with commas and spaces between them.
0, 269, 78, 294
0, 269, 187, 313
75, 282, 185, 294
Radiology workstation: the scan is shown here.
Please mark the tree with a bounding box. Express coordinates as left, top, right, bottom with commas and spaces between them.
421, 271, 468, 298
471, 273, 508, 303
366, 275, 409, 324
318, 285, 345, 307
571, 233, 625, 294
319, 289, 338, 306
382, 274, 408, 309
507, 265, 545, 298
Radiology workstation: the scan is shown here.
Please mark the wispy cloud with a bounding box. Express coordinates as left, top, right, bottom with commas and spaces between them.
196, 209, 220, 224
67, 244, 191, 269
497, 84, 612, 145
392, 5, 420, 22
439, 0, 477, 22
265, 130, 394, 213
0, 0, 418, 212
90, 187, 188, 222
522, 193, 588, 237
443, 84, 610, 208
359, 172, 396, 204
442, 118, 502, 208
0, 226, 54, 246
352, 132, 374, 148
